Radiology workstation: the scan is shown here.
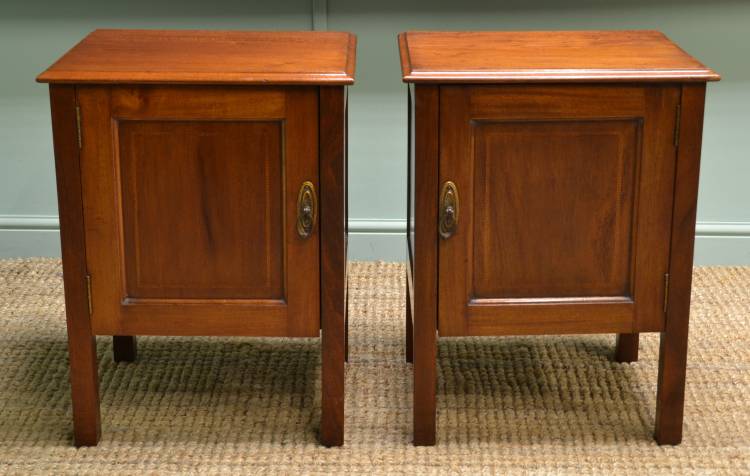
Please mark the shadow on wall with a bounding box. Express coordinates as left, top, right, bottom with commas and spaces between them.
330, 0, 749, 13
5, 0, 309, 18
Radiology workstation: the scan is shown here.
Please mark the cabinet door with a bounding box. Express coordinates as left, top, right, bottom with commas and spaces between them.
439, 85, 679, 336
78, 86, 319, 337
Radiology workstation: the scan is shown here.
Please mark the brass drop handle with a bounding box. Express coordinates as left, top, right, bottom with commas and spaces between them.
296, 181, 317, 239
439, 181, 459, 239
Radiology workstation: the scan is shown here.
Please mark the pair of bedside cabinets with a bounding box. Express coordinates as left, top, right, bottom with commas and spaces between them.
38, 29, 718, 447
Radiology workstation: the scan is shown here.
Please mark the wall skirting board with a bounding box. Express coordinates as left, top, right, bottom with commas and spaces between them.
1, 215, 749, 264
0, 215, 62, 259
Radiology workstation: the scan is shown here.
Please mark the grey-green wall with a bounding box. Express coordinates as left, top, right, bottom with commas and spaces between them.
1, 0, 748, 264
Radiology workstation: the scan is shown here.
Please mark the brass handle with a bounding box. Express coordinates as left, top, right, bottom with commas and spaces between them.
439, 181, 459, 239
297, 181, 317, 238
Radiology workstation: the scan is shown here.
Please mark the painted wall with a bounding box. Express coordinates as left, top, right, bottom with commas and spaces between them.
1, 0, 748, 264
0, 0, 312, 256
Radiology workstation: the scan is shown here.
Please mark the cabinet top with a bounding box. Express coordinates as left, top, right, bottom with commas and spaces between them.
398, 30, 719, 83
37, 29, 356, 85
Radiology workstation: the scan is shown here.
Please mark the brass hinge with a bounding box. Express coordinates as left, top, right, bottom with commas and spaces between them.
75, 105, 82, 149
663, 273, 670, 313
85, 274, 92, 316
674, 104, 681, 147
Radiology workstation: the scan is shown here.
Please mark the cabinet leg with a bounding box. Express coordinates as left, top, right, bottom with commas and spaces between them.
614, 333, 639, 363
319, 85, 345, 447
50, 85, 101, 447
405, 275, 413, 363
413, 308, 436, 445
654, 83, 705, 445
655, 317, 690, 445
655, 283, 692, 446
66, 318, 101, 447
411, 84, 439, 446
321, 320, 344, 446
113, 335, 137, 363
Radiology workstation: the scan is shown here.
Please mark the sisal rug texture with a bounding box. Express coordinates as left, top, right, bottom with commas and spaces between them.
0, 258, 748, 474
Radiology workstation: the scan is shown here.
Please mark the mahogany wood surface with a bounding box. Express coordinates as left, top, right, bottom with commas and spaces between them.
42, 30, 354, 448
50, 85, 101, 447
37, 30, 356, 85
438, 84, 678, 337
472, 119, 639, 298
615, 333, 640, 363
78, 85, 320, 338
399, 31, 719, 83
112, 336, 137, 363
404, 31, 716, 447
405, 85, 414, 365
655, 84, 707, 445
119, 120, 284, 300
405, 273, 413, 363
409, 84, 439, 446
319, 86, 347, 447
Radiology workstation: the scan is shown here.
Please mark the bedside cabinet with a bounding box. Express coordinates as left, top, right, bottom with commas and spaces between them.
400, 30, 719, 445
37, 29, 355, 447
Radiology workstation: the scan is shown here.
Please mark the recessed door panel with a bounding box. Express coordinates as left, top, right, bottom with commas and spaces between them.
78, 86, 319, 337
439, 85, 678, 336
472, 120, 638, 299
120, 120, 284, 300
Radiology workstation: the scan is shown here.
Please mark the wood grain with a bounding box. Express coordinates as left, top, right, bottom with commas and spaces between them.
410, 84, 439, 446
319, 86, 347, 447
655, 84, 707, 445
110, 85, 286, 120
78, 85, 319, 337
438, 84, 678, 337
43, 30, 354, 447
49, 85, 101, 447
38, 30, 356, 85
119, 120, 284, 300
405, 31, 716, 447
399, 31, 719, 83
471, 120, 638, 299
467, 302, 634, 336
282, 88, 321, 338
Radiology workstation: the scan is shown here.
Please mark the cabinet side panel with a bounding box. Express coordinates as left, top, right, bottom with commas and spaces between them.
407, 84, 415, 273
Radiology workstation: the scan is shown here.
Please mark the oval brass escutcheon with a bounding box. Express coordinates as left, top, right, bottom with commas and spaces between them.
297, 181, 317, 239
439, 181, 459, 239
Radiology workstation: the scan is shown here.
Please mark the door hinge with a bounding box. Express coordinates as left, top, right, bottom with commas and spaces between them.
674, 104, 681, 147
85, 274, 93, 316
663, 273, 670, 313
75, 105, 82, 149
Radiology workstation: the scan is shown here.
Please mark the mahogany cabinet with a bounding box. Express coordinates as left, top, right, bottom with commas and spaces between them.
37, 29, 355, 447
400, 30, 719, 445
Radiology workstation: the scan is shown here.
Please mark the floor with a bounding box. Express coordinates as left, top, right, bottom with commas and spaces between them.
0, 258, 748, 474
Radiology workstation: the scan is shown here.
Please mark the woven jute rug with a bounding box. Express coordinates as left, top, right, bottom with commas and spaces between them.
0, 258, 748, 474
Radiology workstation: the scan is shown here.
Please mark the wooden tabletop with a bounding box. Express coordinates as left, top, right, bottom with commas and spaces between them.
37, 30, 356, 85
399, 30, 719, 83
